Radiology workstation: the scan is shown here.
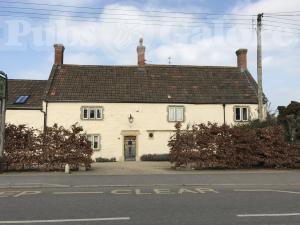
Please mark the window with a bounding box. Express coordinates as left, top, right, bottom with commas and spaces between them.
87, 134, 101, 151
96, 108, 102, 119
81, 107, 103, 120
168, 106, 184, 122
235, 107, 249, 121
89, 109, 95, 119
15, 95, 29, 104
83, 108, 88, 119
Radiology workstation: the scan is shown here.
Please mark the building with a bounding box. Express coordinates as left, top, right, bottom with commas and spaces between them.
6, 39, 267, 161
7, 79, 47, 130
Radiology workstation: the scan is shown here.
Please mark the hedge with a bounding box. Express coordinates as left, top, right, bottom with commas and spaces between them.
140, 154, 170, 161
168, 122, 300, 169
95, 157, 116, 162
3, 123, 92, 171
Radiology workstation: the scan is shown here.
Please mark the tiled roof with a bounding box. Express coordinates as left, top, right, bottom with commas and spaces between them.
45, 64, 260, 104
7, 79, 47, 109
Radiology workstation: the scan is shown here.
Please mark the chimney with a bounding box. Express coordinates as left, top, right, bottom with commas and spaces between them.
137, 38, 145, 67
54, 44, 65, 65
235, 48, 248, 72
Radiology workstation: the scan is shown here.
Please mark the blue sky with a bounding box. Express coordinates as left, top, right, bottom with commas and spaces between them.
0, 0, 299, 110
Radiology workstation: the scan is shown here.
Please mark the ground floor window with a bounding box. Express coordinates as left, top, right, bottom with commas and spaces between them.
234, 106, 249, 122
87, 134, 101, 151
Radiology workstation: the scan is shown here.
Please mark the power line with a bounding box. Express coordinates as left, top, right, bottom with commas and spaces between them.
264, 10, 300, 15
0, 10, 254, 27
264, 15, 300, 22
263, 14, 300, 17
0, 3, 298, 37
264, 19, 300, 28
263, 23, 300, 31
0, 5, 254, 21
0, 14, 255, 30
0, 0, 255, 17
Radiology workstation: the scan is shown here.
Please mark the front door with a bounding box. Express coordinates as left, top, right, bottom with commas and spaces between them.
124, 136, 136, 161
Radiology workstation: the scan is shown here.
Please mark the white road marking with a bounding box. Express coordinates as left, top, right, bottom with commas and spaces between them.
237, 213, 300, 217
0, 191, 41, 198
153, 189, 175, 194
53, 191, 104, 195
13, 191, 41, 198
111, 189, 132, 195
0, 217, 130, 224
0, 191, 20, 198
234, 189, 300, 195
195, 188, 219, 194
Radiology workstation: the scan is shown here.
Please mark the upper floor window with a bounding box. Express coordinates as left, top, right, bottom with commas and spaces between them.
81, 107, 103, 120
168, 106, 184, 122
87, 134, 101, 151
15, 95, 29, 104
234, 106, 249, 122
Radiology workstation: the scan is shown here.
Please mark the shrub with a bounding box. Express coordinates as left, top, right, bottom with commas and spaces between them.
95, 157, 116, 162
140, 154, 170, 161
278, 101, 300, 142
169, 122, 300, 169
4, 123, 93, 171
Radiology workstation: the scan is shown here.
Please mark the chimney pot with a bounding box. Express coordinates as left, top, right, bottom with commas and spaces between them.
137, 38, 145, 67
236, 48, 248, 72
54, 44, 65, 65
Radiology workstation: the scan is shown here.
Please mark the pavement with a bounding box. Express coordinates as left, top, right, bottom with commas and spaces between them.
0, 163, 299, 225
2, 161, 300, 175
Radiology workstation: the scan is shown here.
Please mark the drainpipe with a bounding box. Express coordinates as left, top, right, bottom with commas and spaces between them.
223, 104, 226, 125
40, 101, 48, 133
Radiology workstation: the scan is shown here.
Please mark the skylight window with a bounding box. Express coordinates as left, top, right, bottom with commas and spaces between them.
15, 95, 29, 104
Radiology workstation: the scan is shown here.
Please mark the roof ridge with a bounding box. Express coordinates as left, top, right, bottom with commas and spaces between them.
8, 79, 47, 82
61, 64, 238, 69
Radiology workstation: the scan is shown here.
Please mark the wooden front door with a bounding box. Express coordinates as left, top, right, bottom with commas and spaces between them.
124, 136, 136, 161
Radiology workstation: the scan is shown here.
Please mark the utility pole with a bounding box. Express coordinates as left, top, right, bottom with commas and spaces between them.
257, 13, 264, 121
0, 71, 7, 160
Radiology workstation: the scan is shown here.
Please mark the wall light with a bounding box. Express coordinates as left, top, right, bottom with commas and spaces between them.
128, 114, 134, 123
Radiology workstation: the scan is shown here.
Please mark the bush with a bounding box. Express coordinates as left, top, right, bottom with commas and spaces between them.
4, 123, 92, 171
140, 154, 170, 161
169, 122, 300, 169
95, 157, 116, 162
278, 101, 300, 142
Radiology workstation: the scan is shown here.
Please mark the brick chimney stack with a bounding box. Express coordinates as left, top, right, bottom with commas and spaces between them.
54, 44, 65, 65
236, 49, 248, 72
137, 38, 145, 67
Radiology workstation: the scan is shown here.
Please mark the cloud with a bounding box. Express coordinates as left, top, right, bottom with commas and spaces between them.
2, 0, 299, 107
65, 52, 99, 65
15, 70, 48, 80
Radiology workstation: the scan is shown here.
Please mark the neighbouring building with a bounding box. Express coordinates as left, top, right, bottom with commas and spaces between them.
7, 79, 47, 130
6, 39, 267, 161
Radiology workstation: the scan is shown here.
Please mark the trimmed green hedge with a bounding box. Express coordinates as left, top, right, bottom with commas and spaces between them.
140, 154, 170, 161
95, 157, 116, 163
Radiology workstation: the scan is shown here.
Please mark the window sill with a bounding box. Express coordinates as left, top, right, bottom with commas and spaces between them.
81, 119, 104, 121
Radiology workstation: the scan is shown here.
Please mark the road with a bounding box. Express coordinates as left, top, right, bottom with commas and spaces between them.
0, 171, 300, 225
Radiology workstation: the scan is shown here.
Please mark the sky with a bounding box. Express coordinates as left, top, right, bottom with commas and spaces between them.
0, 0, 299, 111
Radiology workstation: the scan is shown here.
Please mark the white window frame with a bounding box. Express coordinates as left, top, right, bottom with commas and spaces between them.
87, 134, 101, 151
81, 107, 104, 120
234, 106, 249, 122
168, 106, 185, 122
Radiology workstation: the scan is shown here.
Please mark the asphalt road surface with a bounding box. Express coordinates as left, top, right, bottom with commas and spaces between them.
0, 171, 299, 225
